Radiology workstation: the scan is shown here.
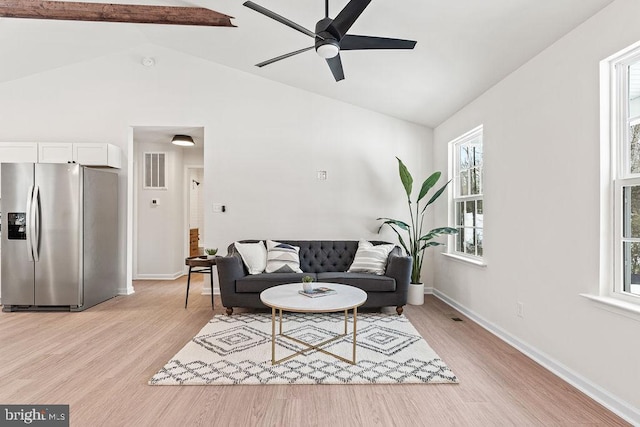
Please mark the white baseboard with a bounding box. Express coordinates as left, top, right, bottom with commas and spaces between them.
118, 287, 135, 296
135, 272, 183, 281
433, 289, 640, 425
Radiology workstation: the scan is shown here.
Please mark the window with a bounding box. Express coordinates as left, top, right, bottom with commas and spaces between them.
606, 44, 640, 301
143, 152, 167, 189
449, 125, 484, 260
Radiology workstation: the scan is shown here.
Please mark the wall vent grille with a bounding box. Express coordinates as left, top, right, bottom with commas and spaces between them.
144, 152, 167, 189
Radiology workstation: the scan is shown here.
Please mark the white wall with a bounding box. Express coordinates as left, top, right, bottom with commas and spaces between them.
432, 0, 640, 421
0, 42, 431, 293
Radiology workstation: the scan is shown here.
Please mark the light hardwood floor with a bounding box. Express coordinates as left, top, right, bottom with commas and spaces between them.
0, 278, 630, 426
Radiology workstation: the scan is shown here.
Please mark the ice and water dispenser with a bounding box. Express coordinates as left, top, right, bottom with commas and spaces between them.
7, 212, 26, 240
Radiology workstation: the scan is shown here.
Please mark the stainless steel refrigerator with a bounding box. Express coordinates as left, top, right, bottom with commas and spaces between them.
1, 163, 119, 311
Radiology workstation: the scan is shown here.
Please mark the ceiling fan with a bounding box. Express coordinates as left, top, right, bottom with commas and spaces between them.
243, 0, 417, 81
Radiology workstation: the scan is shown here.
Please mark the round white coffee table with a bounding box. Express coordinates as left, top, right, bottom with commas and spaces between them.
260, 283, 367, 365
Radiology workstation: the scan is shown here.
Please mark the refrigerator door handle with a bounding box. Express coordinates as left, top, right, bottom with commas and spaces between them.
25, 184, 34, 262
32, 185, 41, 262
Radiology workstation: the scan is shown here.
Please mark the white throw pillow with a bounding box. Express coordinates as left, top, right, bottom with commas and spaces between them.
234, 241, 267, 275
265, 240, 303, 273
348, 239, 395, 275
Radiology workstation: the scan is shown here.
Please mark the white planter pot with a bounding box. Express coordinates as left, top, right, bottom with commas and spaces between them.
407, 283, 424, 305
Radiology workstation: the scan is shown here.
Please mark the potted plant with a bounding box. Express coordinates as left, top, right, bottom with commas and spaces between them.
301, 275, 314, 293
204, 248, 218, 259
378, 157, 457, 305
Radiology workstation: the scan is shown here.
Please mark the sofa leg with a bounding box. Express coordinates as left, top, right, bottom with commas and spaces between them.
396, 306, 404, 316
225, 307, 233, 316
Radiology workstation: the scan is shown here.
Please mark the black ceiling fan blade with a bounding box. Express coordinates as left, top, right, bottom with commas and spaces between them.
332, 0, 371, 38
326, 54, 345, 82
243, 1, 319, 39
256, 46, 314, 67
340, 35, 417, 50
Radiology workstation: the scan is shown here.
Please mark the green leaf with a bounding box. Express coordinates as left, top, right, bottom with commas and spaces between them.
396, 157, 413, 199
377, 217, 409, 230
378, 221, 410, 254
422, 180, 452, 213
417, 171, 441, 202
396, 233, 409, 255
419, 227, 458, 241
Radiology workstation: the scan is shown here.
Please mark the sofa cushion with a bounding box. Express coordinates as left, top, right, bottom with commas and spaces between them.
317, 272, 396, 292
348, 239, 395, 275
295, 241, 357, 273
234, 241, 267, 275
236, 273, 315, 293
265, 240, 303, 273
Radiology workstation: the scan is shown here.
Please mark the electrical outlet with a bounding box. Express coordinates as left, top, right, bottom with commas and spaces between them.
516, 302, 524, 318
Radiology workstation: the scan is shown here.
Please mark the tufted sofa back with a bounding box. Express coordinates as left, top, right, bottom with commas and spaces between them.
230, 240, 401, 273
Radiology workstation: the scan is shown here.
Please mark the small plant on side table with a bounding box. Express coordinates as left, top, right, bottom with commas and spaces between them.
205, 248, 218, 256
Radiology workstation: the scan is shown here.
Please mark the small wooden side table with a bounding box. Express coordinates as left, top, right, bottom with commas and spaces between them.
184, 256, 218, 309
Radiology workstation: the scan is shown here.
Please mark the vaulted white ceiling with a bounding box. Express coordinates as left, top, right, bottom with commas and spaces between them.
0, 0, 614, 127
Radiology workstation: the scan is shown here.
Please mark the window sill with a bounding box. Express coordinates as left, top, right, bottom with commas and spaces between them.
442, 252, 487, 267
579, 293, 640, 321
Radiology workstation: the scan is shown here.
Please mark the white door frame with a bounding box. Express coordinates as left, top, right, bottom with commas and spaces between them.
125, 127, 135, 294
126, 125, 205, 294
183, 164, 204, 264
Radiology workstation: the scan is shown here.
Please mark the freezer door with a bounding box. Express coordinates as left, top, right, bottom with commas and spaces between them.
34, 163, 82, 306
1, 163, 35, 305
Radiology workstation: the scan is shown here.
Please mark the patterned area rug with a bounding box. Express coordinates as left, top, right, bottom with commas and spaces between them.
149, 313, 458, 385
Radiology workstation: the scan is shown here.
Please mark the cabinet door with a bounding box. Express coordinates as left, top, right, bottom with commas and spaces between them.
0, 142, 39, 163
73, 143, 121, 168
38, 143, 73, 163
73, 143, 107, 165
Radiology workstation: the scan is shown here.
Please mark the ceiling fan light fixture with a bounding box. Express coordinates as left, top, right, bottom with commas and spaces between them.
316, 40, 340, 59
171, 135, 195, 147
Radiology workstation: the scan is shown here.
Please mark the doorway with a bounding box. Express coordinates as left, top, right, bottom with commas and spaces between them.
128, 126, 204, 284
186, 166, 204, 258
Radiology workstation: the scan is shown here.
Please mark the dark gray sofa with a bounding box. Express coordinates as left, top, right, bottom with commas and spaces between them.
216, 240, 412, 316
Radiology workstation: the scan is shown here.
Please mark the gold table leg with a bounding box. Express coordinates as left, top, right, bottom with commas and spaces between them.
271, 307, 276, 365
344, 309, 348, 334
353, 306, 357, 364
270, 306, 360, 365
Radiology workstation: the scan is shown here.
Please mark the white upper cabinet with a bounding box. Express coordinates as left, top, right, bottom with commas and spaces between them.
38, 143, 73, 164
0, 142, 39, 163
73, 143, 121, 168
38, 143, 122, 168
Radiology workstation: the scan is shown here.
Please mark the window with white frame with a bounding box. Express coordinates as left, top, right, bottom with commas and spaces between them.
449, 126, 484, 259
608, 47, 640, 300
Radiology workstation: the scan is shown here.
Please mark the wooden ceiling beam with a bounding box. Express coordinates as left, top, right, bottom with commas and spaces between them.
0, 0, 235, 27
